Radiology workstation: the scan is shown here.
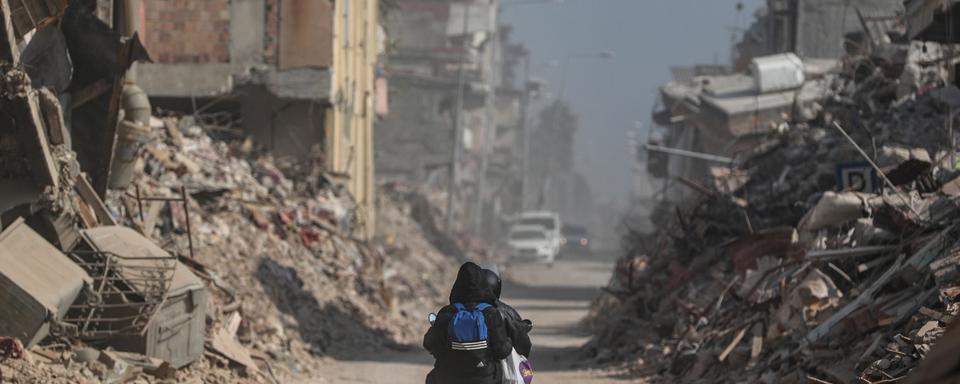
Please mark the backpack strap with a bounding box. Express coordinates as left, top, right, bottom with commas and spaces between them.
473, 303, 492, 341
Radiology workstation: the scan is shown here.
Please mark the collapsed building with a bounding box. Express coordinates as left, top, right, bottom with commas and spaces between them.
131, 0, 384, 239
600, 0, 960, 383
0, 1, 462, 383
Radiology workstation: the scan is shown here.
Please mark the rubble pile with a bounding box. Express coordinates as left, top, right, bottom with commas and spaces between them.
0, 114, 460, 383
98, 116, 458, 380
0, 1, 467, 383
586, 53, 960, 383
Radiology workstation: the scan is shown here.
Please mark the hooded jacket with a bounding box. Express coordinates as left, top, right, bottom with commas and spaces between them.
424, 263, 512, 384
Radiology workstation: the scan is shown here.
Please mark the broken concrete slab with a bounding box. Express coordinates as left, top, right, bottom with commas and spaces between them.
208, 312, 258, 374
797, 192, 874, 241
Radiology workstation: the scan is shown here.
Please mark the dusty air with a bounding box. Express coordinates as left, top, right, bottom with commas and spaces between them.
0, 1, 957, 383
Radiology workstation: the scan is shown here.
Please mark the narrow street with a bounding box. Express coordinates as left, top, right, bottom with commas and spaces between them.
310, 252, 643, 383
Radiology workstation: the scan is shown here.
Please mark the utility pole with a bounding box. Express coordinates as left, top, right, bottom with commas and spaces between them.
474, 0, 500, 235
446, 1, 472, 229
518, 51, 531, 213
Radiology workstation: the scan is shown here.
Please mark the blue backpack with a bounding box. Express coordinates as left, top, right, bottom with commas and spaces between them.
448, 303, 492, 351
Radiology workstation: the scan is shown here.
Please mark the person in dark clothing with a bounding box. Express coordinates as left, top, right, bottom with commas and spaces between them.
424, 262, 513, 384
481, 267, 533, 358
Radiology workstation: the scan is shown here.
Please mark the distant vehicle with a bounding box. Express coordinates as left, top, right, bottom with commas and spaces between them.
561, 224, 590, 253
516, 211, 562, 251
507, 225, 558, 264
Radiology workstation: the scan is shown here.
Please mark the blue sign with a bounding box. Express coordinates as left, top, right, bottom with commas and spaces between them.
835, 162, 878, 193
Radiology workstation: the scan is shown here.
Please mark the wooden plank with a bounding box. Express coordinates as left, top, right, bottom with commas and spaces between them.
72, 195, 98, 228
37, 88, 65, 145
12, 93, 59, 189
69, 79, 112, 110
919, 306, 956, 324
0, 0, 20, 64
929, 248, 960, 271
75, 173, 117, 226
718, 326, 748, 362
806, 245, 899, 261
140, 201, 164, 235
748, 323, 764, 367
208, 317, 258, 374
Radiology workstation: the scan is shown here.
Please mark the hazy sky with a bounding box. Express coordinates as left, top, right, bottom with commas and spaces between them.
501, 0, 765, 206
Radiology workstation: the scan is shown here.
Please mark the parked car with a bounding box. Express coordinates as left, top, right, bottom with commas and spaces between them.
561, 224, 590, 253
507, 225, 558, 264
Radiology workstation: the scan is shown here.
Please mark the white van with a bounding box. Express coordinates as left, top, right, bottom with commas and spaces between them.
512, 211, 562, 262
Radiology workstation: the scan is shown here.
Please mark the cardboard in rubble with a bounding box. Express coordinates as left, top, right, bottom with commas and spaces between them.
0, 218, 91, 347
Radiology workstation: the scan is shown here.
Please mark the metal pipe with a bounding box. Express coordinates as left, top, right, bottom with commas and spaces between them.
135, 184, 144, 222
643, 143, 738, 165
181, 186, 194, 259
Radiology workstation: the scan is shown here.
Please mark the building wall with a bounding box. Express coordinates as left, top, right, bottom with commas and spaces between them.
141, 0, 232, 63
278, 0, 334, 69
794, 0, 902, 59
131, 0, 378, 239
387, 2, 451, 51
139, 0, 335, 66
374, 80, 455, 179
240, 87, 327, 158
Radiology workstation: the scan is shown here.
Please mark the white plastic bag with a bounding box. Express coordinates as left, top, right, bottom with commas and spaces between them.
501, 348, 529, 384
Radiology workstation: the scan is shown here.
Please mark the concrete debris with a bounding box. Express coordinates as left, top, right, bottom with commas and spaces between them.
208, 312, 258, 374
591, 24, 960, 383
0, 3, 463, 383
95, 113, 459, 381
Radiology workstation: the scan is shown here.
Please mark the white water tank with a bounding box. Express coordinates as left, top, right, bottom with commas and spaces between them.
751, 53, 805, 93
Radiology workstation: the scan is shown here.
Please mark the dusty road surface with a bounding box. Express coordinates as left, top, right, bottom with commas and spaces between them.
310, 251, 645, 383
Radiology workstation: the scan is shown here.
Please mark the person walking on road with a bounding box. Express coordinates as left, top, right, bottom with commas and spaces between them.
423, 262, 514, 384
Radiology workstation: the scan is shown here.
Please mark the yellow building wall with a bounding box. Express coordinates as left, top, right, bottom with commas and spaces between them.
330, 0, 378, 239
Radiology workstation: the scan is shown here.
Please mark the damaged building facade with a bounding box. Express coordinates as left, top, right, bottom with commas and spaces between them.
377, 0, 533, 237
0, 0, 424, 382
645, 0, 905, 204
0, 0, 212, 375
131, 0, 385, 238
